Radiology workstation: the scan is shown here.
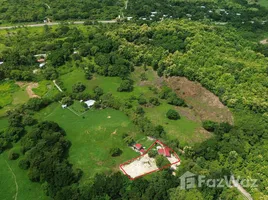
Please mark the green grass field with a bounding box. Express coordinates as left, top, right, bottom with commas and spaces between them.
0, 152, 49, 200
259, 0, 268, 8
35, 103, 148, 182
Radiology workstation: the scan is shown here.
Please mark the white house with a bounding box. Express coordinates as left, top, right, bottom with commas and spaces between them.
84, 100, 96, 108
62, 104, 67, 109
0, 62, 4, 65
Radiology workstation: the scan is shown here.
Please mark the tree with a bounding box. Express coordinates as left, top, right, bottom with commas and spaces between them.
72, 82, 86, 93
135, 107, 145, 115
149, 97, 160, 106
19, 159, 30, 170
138, 97, 147, 105
117, 80, 133, 92
155, 155, 170, 168
61, 97, 73, 106
8, 151, 19, 160
109, 148, 122, 157
148, 150, 157, 158
202, 120, 218, 132
166, 109, 180, 120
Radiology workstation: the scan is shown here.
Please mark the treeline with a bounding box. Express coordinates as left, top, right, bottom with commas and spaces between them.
0, 0, 122, 23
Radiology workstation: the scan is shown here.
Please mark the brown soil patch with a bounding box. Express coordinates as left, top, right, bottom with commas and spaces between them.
165, 77, 234, 124
16, 82, 40, 98
260, 39, 268, 44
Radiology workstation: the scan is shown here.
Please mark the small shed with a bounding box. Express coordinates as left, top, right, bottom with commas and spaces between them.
134, 143, 143, 150
62, 104, 67, 109
84, 100, 96, 108
0, 62, 4, 65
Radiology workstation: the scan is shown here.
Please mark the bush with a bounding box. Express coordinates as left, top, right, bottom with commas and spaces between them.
72, 82, 86, 93
149, 97, 160, 106
202, 120, 218, 132
155, 155, 170, 168
8, 151, 19, 160
135, 107, 145, 115
109, 147, 122, 157
62, 97, 73, 106
138, 97, 147, 105
117, 80, 133, 92
18, 159, 30, 170
166, 109, 180, 120
148, 150, 157, 158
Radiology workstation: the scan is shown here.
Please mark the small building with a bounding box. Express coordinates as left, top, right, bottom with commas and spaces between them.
0, 62, 3, 65
62, 104, 67, 109
134, 143, 143, 150
127, 17, 133, 21
37, 58, 45, 63
158, 147, 171, 157
84, 100, 96, 108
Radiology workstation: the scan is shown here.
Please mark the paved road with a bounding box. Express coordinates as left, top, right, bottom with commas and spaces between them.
0, 20, 117, 30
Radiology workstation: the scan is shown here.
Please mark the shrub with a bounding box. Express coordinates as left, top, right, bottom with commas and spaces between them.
202, 120, 218, 132
166, 109, 180, 120
148, 150, 157, 158
149, 97, 160, 106
155, 155, 170, 168
138, 97, 147, 105
135, 107, 145, 115
117, 80, 133, 92
19, 159, 30, 170
62, 97, 73, 106
109, 147, 122, 157
72, 82, 86, 93
8, 151, 19, 160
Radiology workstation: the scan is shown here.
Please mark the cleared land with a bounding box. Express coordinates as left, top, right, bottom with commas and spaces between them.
259, 0, 268, 8
165, 77, 234, 124
0, 154, 49, 200
35, 103, 147, 181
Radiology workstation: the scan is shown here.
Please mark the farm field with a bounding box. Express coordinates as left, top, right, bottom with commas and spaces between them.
35, 103, 149, 181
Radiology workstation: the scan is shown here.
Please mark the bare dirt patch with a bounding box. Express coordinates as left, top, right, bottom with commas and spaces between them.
165, 77, 234, 124
260, 39, 268, 44
16, 82, 40, 98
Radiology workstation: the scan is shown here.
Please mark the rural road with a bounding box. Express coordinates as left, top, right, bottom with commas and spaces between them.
0, 20, 117, 30
232, 179, 253, 200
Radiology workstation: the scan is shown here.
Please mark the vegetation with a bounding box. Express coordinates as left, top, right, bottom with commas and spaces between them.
0, 2, 267, 199
166, 109, 180, 120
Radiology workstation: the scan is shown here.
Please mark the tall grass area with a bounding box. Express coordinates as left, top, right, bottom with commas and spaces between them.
259, 0, 268, 8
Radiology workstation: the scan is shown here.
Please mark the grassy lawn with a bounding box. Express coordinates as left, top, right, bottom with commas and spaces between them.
144, 104, 202, 145
35, 103, 147, 182
0, 81, 30, 117
68, 100, 87, 115
0, 117, 8, 132
0, 152, 49, 200
0, 81, 20, 107
259, 0, 268, 8
32, 80, 56, 97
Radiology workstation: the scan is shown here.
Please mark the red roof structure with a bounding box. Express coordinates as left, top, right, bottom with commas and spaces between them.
140, 149, 145, 154
134, 143, 142, 150
37, 58, 45, 63
158, 147, 171, 157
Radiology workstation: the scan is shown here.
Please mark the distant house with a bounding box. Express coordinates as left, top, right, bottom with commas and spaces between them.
0, 62, 3, 65
158, 147, 171, 157
62, 104, 67, 109
37, 58, 45, 63
127, 17, 133, 21
151, 11, 158, 15
134, 143, 143, 150
84, 100, 96, 108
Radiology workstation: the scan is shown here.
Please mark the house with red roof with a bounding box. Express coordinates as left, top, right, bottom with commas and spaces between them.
158, 147, 171, 157
134, 143, 143, 150
133, 143, 146, 154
